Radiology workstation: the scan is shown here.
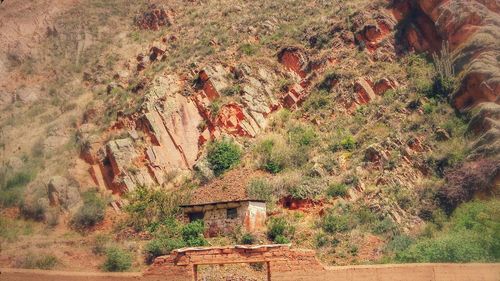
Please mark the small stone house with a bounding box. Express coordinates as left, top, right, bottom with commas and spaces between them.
180, 169, 267, 237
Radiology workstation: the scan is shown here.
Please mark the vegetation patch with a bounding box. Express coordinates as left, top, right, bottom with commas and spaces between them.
71, 191, 106, 230
102, 247, 132, 272
207, 138, 242, 176
395, 200, 499, 262
17, 253, 58, 270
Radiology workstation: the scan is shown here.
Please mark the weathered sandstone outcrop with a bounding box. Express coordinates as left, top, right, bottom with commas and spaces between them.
397, 0, 500, 159
82, 48, 312, 195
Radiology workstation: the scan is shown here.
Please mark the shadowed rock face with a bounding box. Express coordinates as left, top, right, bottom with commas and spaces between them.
399, 0, 500, 159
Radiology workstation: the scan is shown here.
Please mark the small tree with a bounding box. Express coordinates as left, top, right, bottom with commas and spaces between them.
102, 247, 132, 272
181, 221, 207, 247
267, 217, 294, 243
207, 139, 242, 176
326, 183, 349, 198
71, 191, 106, 230
429, 41, 457, 99
240, 233, 256, 245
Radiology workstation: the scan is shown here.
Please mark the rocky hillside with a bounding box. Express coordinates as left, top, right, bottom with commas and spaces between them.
0, 0, 498, 272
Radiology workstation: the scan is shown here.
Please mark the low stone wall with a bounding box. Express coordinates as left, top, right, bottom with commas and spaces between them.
145, 244, 324, 280
2, 263, 499, 281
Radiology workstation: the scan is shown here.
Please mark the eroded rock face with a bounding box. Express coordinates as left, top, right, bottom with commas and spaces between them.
399, 0, 500, 159
354, 77, 377, 105
84, 57, 301, 194
278, 47, 309, 78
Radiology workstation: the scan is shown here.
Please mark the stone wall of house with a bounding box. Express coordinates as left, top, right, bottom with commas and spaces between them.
204, 204, 242, 237
244, 201, 266, 232
190, 201, 266, 237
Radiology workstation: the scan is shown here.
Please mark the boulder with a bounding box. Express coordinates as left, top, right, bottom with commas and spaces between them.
106, 138, 137, 176
198, 65, 230, 100
365, 144, 389, 163
47, 176, 81, 210
373, 78, 398, 95
135, 4, 174, 31
435, 128, 451, 141
278, 47, 309, 78
193, 159, 215, 184
354, 78, 377, 104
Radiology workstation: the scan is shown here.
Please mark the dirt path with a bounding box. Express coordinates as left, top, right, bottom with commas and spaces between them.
2, 263, 500, 281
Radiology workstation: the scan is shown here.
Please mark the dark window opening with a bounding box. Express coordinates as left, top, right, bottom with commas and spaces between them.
188, 212, 204, 222
226, 208, 238, 219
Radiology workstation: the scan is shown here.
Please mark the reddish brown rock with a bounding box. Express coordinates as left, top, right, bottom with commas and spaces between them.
278, 47, 309, 78
149, 46, 165, 61
198, 65, 230, 101
135, 4, 174, 31
400, 0, 500, 158
354, 77, 377, 104
374, 78, 398, 95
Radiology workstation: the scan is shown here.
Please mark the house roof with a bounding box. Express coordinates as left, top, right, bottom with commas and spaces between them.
184, 168, 269, 206
180, 199, 265, 208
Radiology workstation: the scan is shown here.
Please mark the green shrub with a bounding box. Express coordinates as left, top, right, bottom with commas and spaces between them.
340, 135, 356, 150
427, 76, 457, 99
355, 206, 377, 225
240, 233, 256, 245
267, 217, 294, 242
330, 135, 356, 152
19, 253, 58, 270
405, 54, 434, 94
322, 214, 350, 234
397, 231, 491, 262
397, 200, 499, 262
315, 232, 329, 248
144, 238, 186, 264
422, 102, 435, 114
274, 235, 290, 244
221, 85, 242, 96
71, 191, 106, 230
181, 221, 207, 247
288, 125, 316, 147
102, 247, 132, 272
303, 90, 330, 111
255, 138, 287, 174
0, 170, 36, 207
326, 183, 349, 198
20, 197, 48, 221
349, 245, 359, 256
92, 234, 111, 255
209, 99, 222, 118
0, 217, 34, 242
125, 187, 185, 231
287, 177, 325, 200
386, 235, 414, 253
373, 217, 397, 235
239, 43, 259, 56
207, 139, 242, 176
247, 178, 273, 203
4, 171, 34, 190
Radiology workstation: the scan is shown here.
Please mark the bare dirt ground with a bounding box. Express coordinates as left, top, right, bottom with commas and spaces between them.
2, 263, 500, 281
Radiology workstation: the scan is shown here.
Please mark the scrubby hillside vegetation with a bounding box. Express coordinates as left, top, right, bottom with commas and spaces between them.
0, 0, 498, 273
